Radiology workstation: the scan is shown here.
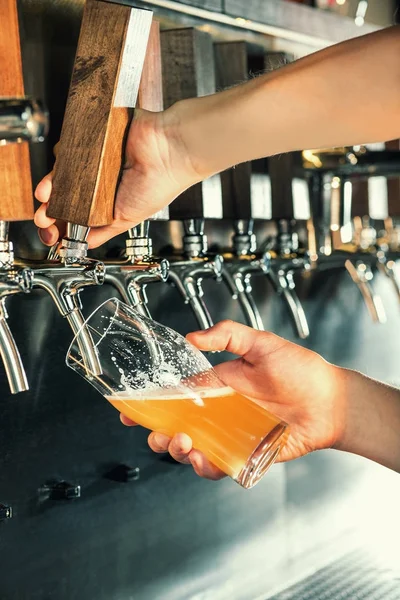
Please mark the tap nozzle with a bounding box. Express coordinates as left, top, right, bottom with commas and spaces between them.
182, 219, 209, 258
168, 254, 223, 330
126, 222, 153, 261
25, 222, 105, 375
232, 219, 257, 256
58, 224, 90, 263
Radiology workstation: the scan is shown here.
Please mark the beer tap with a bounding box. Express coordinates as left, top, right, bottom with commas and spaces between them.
306, 154, 387, 323
254, 51, 311, 339
213, 41, 269, 330
350, 168, 400, 303
103, 22, 169, 317
0, 0, 47, 393
160, 28, 228, 330
21, 1, 153, 374
0, 221, 32, 394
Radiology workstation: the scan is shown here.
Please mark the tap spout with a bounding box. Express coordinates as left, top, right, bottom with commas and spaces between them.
220, 266, 265, 330
66, 308, 102, 378
167, 266, 215, 330
0, 299, 28, 394
267, 268, 310, 339
344, 260, 387, 323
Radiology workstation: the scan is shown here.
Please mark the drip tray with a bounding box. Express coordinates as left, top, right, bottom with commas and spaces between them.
268, 549, 400, 600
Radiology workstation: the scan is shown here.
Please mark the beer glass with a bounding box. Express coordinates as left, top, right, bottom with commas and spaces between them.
66, 298, 289, 489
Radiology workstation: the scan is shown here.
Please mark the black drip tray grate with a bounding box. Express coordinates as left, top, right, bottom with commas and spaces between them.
268, 549, 400, 600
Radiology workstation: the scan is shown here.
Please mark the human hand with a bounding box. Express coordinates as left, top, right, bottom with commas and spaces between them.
34, 106, 202, 248
121, 320, 347, 480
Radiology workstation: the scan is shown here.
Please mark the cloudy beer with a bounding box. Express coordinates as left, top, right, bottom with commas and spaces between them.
107, 384, 289, 483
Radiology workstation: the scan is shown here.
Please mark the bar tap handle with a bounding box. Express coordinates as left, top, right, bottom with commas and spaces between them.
47, 0, 153, 244
214, 41, 266, 329
161, 28, 225, 328
0, 0, 37, 393
102, 21, 169, 316
38, 1, 153, 373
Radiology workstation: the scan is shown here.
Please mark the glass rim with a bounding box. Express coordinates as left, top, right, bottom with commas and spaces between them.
65, 296, 121, 367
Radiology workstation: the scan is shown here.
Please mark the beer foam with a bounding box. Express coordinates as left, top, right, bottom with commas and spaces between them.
106, 385, 235, 402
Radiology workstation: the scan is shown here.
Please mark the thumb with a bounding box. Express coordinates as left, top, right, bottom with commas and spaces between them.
187, 320, 282, 364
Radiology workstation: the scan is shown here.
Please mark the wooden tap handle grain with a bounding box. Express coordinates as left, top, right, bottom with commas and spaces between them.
0, 0, 34, 222
47, 0, 152, 227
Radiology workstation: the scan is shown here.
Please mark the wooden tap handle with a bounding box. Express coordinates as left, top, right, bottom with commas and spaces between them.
214, 41, 252, 221
0, 0, 33, 222
161, 28, 222, 221
47, 0, 153, 227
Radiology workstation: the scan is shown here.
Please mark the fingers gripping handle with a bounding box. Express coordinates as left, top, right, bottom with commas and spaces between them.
47, 1, 153, 227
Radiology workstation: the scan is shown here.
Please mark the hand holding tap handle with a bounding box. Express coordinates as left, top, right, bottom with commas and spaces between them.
47, 0, 153, 232
28, 1, 153, 376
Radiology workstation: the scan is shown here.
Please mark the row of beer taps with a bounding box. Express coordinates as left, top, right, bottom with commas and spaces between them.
2, 104, 399, 396
1, 10, 399, 397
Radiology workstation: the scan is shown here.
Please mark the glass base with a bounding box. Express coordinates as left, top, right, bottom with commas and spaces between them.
235, 423, 288, 490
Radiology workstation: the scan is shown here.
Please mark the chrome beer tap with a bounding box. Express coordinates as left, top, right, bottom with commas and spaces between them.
220, 220, 269, 331
161, 28, 231, 329
166, 218, 224, 330
265, 219, 311, 339
26, 2, 153, 374
213, 41, 271, 331
21, 224, 105, 376
307, 160, 387, 323
104, 21, 169, 318
104, 219, 169, 318
0, 222, 32, 393
0, 0, 49, 393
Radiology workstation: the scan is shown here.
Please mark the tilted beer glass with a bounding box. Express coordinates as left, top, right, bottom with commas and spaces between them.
67, 298, 289, 489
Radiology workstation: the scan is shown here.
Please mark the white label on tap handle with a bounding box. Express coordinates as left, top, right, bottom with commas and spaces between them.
114, 8, 153, 108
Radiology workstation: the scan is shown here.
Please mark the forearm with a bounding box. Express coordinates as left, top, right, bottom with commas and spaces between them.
173, 26, 400, 179
335, 367, 400, 472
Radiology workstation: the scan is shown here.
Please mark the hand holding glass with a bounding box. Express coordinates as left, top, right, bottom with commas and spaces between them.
67, 299, 289, 489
